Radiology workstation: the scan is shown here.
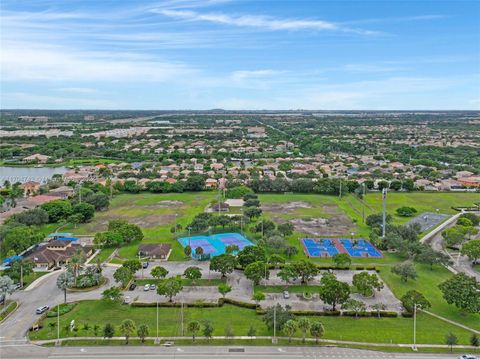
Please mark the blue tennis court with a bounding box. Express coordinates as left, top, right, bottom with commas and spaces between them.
340, 239, 383, 258
302, 238, 339, 257
178, 232, 253, 259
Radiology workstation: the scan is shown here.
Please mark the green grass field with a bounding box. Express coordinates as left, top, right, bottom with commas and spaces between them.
29, 300, 475, 345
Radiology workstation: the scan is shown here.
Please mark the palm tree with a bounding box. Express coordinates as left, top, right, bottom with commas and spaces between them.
137, 324, 149, 343
57, 271, 75, 303
119, 319, 136, 344
298, 318, 311, 343
68, 249, 86, 284
187, 320, 201, 342
252, 291, 265, 308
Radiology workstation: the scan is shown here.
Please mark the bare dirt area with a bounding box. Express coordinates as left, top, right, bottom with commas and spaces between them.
145, 200, 184, 208
261, 201, 312, 213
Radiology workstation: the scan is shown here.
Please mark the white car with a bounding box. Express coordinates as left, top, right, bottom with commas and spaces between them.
123, 296, 131, 304
35, 305, 49, 314
283, 291, 290, 299
458, 355, 476, 359
143, 284, 150, 291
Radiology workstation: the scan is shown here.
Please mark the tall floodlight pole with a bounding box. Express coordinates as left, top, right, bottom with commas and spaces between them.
382, 188, 387, 238
362, 183, 366, 223
339, 179, 342, 200
57, 302, 60, 344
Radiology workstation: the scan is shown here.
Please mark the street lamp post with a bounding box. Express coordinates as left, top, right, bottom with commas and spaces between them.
57, 302, 60, 345
155, 300, 159, 344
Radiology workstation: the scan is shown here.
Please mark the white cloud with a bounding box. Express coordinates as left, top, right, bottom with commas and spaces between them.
1, 92, 117, 109
156, 9, 379, 35
231, 69, 285, 81
1, 41, 197, 82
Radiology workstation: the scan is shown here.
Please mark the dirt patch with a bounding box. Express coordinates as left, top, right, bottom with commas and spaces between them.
86, 214, 174, 232
289, 214, 355, 237
262, 201, 312, 213
145, 200, 184, 209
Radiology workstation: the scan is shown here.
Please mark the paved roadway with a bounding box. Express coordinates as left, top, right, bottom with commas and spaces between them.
0, 345, 464, 359
0, 266, 116, 340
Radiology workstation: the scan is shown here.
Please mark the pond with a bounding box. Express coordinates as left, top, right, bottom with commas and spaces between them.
0, 166, 68, 184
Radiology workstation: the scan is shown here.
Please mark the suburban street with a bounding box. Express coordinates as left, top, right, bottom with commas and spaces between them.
0, 344, 465, 359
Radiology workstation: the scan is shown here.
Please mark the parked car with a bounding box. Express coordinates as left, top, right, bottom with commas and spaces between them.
458, 355, 477, 359
142, 262, 149, 269
0, 294, 5, 305
150, 284, 156, 291
35, 305, 49, 314
13, 283, 22, 290
129, 283, 137, 291
283, 291, 290, 299
143, 284, 150, 291
123, 296, 131, 304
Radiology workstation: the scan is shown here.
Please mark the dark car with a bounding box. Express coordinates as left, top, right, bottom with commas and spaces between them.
128, 283, 137, 291
142, 262, 149, 269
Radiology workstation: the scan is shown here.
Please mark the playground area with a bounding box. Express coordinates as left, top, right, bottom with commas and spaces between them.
302, 238, 383, 258
178, 232, 253, 259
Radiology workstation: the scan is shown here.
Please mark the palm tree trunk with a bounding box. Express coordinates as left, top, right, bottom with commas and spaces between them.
64, 288, 67, 303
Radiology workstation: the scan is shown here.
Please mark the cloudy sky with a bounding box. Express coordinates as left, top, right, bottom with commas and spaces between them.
1, 0, 479, 110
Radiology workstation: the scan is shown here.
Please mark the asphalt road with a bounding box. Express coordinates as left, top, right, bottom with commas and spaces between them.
0, 266, 116, 340
0, 345, 465, 359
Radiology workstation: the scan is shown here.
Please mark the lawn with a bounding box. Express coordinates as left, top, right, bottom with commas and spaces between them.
378, 261, 480, 331
29, 300, 475, 345
54, 192, 217, 261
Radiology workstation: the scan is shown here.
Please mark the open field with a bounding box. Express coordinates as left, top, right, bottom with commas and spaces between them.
29, 300, 475, 345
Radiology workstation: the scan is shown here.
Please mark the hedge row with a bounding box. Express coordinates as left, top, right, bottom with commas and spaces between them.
236, 263, 380, 272
219, 297, 258, 309
131, 301, 220, 308
46, 303, 77, 317
342, 311, 398, 318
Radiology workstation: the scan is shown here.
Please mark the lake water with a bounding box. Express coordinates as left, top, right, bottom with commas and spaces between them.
0, 166, 68, 184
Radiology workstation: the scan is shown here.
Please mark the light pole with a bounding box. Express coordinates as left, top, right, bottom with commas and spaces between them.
362, 183, 366, 223
174, 214, 178, 235
413, 303, 417, 351
57, 302, 60, 345
156, 300, 159, 344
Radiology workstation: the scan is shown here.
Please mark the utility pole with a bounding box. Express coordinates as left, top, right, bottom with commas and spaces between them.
181, 301, 184, 336
156, 300, 159, 344
57, 302, 60, 344
382, 188, 387, 238
174, 214, 178, 235
240, 208, 244, 233
272, 304, 277, 344
413, 303, 417, 351
20, 264, 23, 288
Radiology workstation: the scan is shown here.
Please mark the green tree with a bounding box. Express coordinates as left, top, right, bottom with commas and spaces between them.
209, 254, 236, 278
342, 298, 367, 318
283, 320, 297, 343
122, 259, 142, 274
237, 246, 266, 268
103, 323, 115, 339
245, 261, 269, 285
352, 272, 383, 297
310, 321, 325, 344
277, 264, 298, 285
72, 202, 95, 222
102, 287, 123, 302
416, 246, 452, 270
113, 267, 132, 288
202, 320, 214, 340
370, 303, 387, 319
252, 291, 265, 308
278, 222, 294, 236
332, 253, 351, 268
218, 283, 232, 298
247, 325, 256, 340
402, 289, 432, 312
41, 200, 72, 222
291, 260, 318, 284
184, 266, 202, 283
184, 245, 192, 258
187, 320, 201, 342
318, 273, 350, 311
297, 317, 311, 343
0, 276, 15, 307
461, 239, 480, 263
263, 304, 294, 332
439, 273, 480, 313
391, 262, 417, 282
157, 277, 183, 302
470, 333, 479, 348
137, 324, 149, 343
445, 332, 458, 352
267, 254, 285, 268
151, 266, 169, 279
395, 206, 418, 217
56, 271, 75, 303
119, 319, 136, 344
284, 246, 298, 259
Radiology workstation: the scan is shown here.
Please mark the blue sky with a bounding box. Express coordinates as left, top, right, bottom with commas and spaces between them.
1, 0, 479, 110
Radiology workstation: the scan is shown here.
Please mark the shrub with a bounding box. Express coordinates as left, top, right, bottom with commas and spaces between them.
46, 303, 77, 317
